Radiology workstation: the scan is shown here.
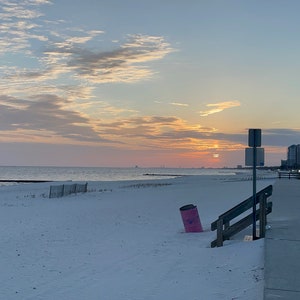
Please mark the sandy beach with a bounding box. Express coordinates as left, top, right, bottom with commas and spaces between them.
0, 174, 275, 300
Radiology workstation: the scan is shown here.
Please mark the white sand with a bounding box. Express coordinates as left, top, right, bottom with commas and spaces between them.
0, 175, 275, 299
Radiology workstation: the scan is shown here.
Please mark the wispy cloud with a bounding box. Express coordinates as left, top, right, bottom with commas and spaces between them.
170, 102, 189, 107
65, 34, 175, 83
0, 0, 175, 86
0, 0, 50, 54
199, 101, 241, 117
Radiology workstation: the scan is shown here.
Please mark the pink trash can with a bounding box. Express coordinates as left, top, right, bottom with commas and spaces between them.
180, 204, 203, 232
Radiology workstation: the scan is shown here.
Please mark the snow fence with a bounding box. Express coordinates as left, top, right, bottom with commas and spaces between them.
49, 183, 88, 198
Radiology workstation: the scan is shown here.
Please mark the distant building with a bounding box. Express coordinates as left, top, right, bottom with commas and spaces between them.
296, 146, 300, 166
283, 144, 300, 169
287, 144, 297, 168
281, 159, 288, 169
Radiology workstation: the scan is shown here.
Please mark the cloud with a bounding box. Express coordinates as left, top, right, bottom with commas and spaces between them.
1, 1, 257, 157
96, 117, 300, 153
0, 94, 112, 143
0, 0, 176, 141
199, 100, 241, 117
1, 30, 174, 95
0, 89, 297, 155
65, 34, 175, 83
0, 0, 50, 54
261, 128, 300, 146
95, 115, 247, 152
97, 116, 180, 137
170, 102, 189, 107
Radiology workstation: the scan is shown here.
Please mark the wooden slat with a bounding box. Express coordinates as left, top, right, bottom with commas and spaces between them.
211, 185, 272, 231
223, 203, 272, 240
211, 202, 272, 248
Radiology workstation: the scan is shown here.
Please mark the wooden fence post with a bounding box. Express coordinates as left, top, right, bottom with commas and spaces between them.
259, 194, 267, 238
216, 218, 224, 247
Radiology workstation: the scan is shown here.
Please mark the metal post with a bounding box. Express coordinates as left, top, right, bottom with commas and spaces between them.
248, 128, 262, 241
252, 145, 257, 240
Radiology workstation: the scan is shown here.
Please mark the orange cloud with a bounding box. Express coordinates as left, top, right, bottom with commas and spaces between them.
95, 116, 245, 153
199, 100, 241, 117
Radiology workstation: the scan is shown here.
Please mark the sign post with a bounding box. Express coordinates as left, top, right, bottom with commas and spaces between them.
248, 129, 262, 240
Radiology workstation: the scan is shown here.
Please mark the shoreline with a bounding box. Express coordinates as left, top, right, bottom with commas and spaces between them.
0, 165, 277, 182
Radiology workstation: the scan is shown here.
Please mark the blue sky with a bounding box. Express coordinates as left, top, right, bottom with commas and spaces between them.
0, 0, 300, 167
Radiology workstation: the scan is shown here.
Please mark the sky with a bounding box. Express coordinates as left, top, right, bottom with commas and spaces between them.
1, 0, 300, 168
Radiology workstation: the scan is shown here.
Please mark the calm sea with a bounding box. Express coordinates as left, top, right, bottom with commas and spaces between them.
0, 166, 244, 182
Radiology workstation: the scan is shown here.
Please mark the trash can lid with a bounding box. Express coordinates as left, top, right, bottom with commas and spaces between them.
180, 204, 196, 211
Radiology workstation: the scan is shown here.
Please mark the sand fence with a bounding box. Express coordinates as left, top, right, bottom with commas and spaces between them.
49, 182, 88, 198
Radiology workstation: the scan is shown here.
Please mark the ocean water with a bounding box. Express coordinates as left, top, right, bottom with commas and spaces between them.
0, 166, 246, 182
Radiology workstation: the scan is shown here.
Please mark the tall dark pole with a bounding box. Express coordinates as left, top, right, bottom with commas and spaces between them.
248, 128, 261, 241
252, 145, 257, 240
